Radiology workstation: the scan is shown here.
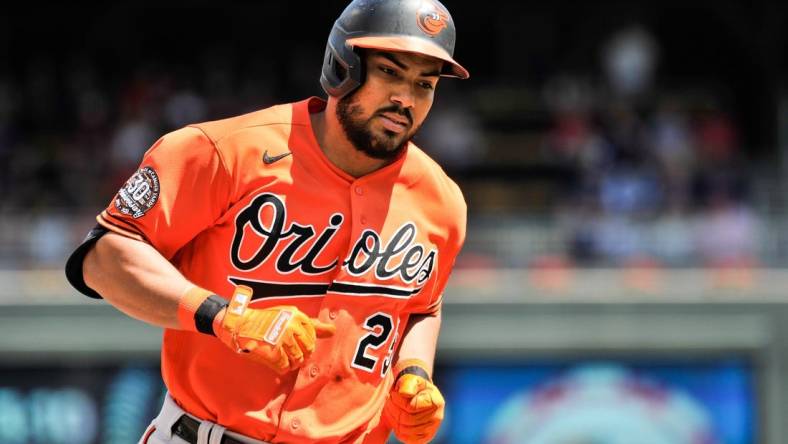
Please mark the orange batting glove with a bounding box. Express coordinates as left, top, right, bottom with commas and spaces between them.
178, 285, 335, 374
383, 359, 445, 444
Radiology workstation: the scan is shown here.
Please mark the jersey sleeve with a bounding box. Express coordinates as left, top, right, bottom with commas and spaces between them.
407, 201, 467, 316
95, 126, 232, 259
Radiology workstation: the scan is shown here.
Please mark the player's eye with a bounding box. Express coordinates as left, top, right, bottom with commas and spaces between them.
419, 81, 435, 90
379, 66, 398, 76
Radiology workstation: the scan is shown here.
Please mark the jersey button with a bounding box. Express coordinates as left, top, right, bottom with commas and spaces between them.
360, 216, 367, 224
354, 186, 363, 195
329, 310, 338, 320
291, 418, 300, 430
309, 365, 319, 377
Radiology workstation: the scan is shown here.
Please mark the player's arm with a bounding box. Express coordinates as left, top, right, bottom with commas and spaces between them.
83, 231, 190, 329
383, 310, 445, 444
82, 232, 334, 374
382, 183, 465, 442
395, 310, 441, 375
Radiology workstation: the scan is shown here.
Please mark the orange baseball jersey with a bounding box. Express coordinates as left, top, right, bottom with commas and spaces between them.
67, 97, 466, 443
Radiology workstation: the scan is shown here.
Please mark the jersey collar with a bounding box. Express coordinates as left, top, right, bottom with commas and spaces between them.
292, 97, 424, 187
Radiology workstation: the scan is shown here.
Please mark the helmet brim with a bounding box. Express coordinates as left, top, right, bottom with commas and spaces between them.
347, 35, 470, 80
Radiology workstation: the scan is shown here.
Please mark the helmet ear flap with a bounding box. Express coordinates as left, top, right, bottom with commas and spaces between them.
320, 34, 365, 98
332, 53, 347, 81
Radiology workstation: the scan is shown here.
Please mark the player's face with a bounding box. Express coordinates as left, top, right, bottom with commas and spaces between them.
337, 50, 442, 160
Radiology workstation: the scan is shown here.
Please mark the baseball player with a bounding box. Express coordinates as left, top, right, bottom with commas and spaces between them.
65, 0, 468, 442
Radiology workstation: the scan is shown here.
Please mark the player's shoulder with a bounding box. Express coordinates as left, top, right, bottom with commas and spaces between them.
188, 102, 295, 145
405, 144, 467, 218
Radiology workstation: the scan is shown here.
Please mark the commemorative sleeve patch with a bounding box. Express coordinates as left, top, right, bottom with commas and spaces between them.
115, 166, 161, 218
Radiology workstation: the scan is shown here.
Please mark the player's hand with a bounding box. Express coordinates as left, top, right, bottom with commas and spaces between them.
383, 361, 445, 444
215, 287, 335, 374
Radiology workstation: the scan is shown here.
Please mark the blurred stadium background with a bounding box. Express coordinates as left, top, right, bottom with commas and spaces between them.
1, 1, 787, 443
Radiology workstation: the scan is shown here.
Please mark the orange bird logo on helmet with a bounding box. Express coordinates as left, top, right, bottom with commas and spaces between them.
416, 1, 449, 37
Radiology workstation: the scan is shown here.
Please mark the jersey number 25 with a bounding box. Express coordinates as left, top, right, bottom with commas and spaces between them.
351, 312, 398, 377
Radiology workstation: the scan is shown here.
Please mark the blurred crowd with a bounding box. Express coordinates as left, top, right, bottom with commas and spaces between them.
441, 26, 762, 269
543, 79, 759, 268
544, 27, 760, 269
0, 50, 299, 267
0, 53, 288, 214
0, 26, 765, 269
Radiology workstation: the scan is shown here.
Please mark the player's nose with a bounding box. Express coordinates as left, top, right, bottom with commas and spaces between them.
389, 87, 416, 110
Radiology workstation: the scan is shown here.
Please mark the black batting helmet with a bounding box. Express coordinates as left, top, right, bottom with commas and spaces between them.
320, 0, 470, 98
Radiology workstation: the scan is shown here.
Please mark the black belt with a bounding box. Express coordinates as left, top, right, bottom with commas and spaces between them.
171, 414, 244, 444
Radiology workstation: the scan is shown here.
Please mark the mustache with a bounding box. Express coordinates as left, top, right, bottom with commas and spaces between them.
375, 105, 412, 125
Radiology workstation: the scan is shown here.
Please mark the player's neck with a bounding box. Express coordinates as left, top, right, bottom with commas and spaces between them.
310, 105, 391, 179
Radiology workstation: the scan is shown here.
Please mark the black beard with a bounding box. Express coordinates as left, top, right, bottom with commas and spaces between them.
336, 93, 416, 161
